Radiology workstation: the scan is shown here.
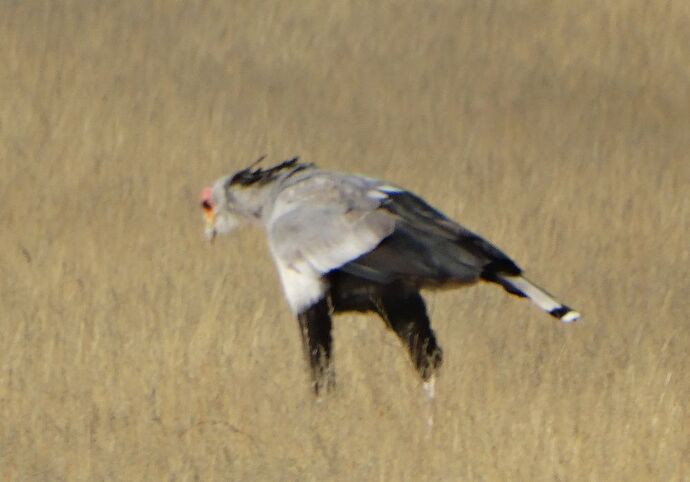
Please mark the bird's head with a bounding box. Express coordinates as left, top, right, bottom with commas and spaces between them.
200, 177, 259, 242
200, 156, 313, 242
200, 185, 226, 242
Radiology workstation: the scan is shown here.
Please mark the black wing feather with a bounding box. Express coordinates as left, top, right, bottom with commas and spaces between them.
338, 191, 521, 287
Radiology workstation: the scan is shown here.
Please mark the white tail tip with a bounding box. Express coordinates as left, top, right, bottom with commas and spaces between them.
559, 310, 580, 323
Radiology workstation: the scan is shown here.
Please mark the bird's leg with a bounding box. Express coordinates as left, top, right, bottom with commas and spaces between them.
375, 287, 443, 438
374, 287, 441, 436
375, 288, 443, 381
422, 374, 436, 438
297, 298, 335, 396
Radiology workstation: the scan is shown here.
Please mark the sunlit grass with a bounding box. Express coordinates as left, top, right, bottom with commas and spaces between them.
1, 1, 687, 480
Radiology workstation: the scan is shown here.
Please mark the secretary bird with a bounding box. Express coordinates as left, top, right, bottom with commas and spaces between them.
200, 157, 579, 395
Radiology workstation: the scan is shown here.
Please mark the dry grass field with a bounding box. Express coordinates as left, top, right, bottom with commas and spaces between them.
1, 1, 688, 480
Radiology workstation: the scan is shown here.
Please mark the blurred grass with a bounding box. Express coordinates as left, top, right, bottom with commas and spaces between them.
1, 1, 688, 480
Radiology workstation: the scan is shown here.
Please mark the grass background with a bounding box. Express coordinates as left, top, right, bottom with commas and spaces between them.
1, 1, 688, 480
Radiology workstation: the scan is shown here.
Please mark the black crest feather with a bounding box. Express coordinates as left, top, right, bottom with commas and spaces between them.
229, 156, 311, 186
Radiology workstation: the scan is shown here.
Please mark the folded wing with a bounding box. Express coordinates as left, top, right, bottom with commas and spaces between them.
267, 173, 523, 310
341, 190, 522, 287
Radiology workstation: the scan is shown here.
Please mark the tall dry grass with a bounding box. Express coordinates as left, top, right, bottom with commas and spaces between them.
1, 1, 688, 480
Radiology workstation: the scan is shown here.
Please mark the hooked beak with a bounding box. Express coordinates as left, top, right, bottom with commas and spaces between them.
203, 207, 217, 242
